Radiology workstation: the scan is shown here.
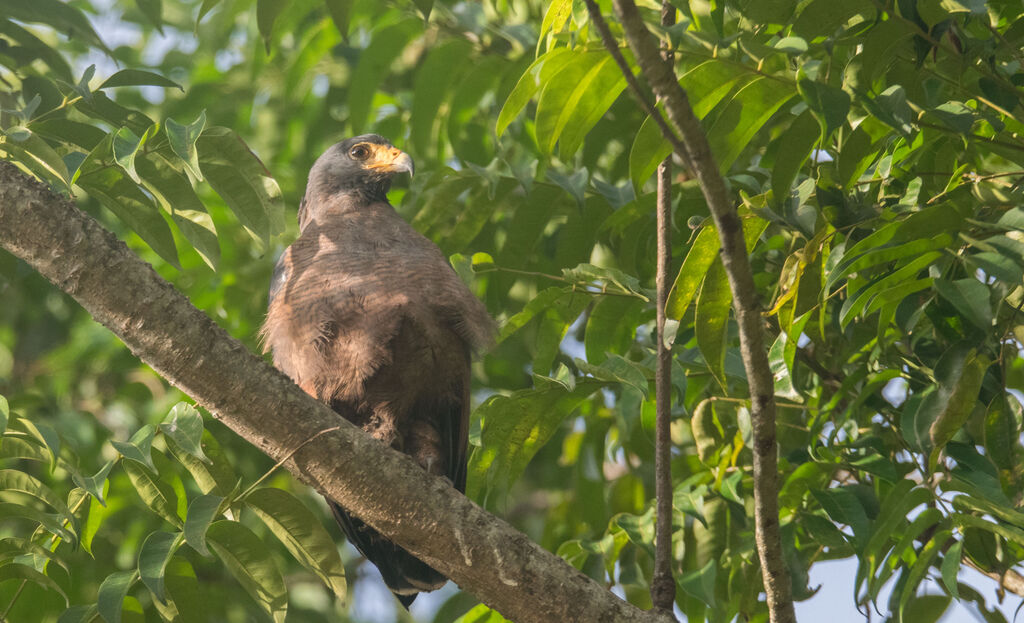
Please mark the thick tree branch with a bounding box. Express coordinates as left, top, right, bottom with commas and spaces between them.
0, 161, 674, 623
596, 2, 797, 622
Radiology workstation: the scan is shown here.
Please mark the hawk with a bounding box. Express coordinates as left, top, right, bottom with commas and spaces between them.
260, 135, 494, 607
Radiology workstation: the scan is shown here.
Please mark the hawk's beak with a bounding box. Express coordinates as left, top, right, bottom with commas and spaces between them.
391, 151, 414, 177
369, 146, 415, 177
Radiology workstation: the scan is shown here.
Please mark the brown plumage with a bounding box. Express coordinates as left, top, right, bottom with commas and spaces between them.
260, 135, 493, 607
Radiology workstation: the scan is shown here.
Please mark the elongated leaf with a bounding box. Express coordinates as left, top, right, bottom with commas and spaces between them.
57, 605, 98, 623
160, 403, 207, 463
1, 128, 71, 187
0, 469, 74, 522
77, 138, 180, 267
112, 125, 154, 183
2, 0, 110, 53
0, 501, 75, 544
667, 226, 720, 319
585, 296, 644, 365
324, 0, 352, 37
198, 127, 284, 249
468, 381, 603, 502
136, 156, 220, 270
71, 460, 115, 505
348, 19, 421, 133
771, 110, 819, 200
411, 39, 472, 155
706, 77, 793, 173
695, 258, 730, 389
812, 487, 869, 547
110, 424, 157, 471
123, 461, 182, 527
166, 430, 238, 498
245, 488, 346, 598
534, 51, 604, 154
165, 111, 206, 181
496, 48, 574, 137
0, 562, 68, 604
206, 520, 288, 623
556, 55, 627, 159
575, 356, 650, 398
0, 396, 7, 436
933, 278, 993, 330
256, 0, 286, 51
184, 494, 223, 556
929, 350, 989, 467
97, 570, 137, 623
99, 70, 181, 91
138, 531, 182, 603
797, 77, 850, 140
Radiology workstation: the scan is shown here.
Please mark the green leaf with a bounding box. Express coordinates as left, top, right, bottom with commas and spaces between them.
535, 51, 622, 156
112, 125, 155, 183
771, 110, 819, 200
72, 460, 115, 505
0, 395, 7, 436
554, 54, 627, 158
940, 539, 963, 599
468, 381, 603, 502
97, 570, 137, 623
695, 259, 731, 389
123, 460, 182, 527
160, 403, 208, 463
0, 502, 76, 544
1, 128, 71, 188
135, 155, 220, 270
812, 487, 869, 547
184, 493, 223, 557
929, 350, 989, 467
57, 605, 98, 623
111, 424, 157, 471
933, 278, 993, 330
198, 127, 285, 249
797, 78, 850, 140
411, 39, 472, 155
575, 356, 649, 398
706, 77, 794, 173
77, 137, 180, 268
667, 226, 720, 319
138, 531, 182, 603
99, 69, 181, 91
863, 85, 915, 136
206, 520, 288, 623
0, 562, 68, 605
256, 0, 286, 52
348, 19, 421, 133
245, 488, 347, 599
166, 430, 238, 498
323, 0, 352, 37
585, 296, 645, 365
165, 111, 206, 181
792, 0, 874, 38
135, 0, 163, 32
496, 48, 574, 137
0, 469, 74, 524
2, 0, 110, 53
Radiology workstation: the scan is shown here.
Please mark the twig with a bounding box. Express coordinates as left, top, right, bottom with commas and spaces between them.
650, 2, 677, 614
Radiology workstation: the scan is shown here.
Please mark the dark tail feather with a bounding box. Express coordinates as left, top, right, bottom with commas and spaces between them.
330, 502, 446, 608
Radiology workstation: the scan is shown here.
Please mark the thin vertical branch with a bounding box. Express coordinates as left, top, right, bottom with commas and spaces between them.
586, 2, 797, 622
650, 0, 677, 615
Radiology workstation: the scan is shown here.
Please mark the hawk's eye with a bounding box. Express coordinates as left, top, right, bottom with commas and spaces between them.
349, 144, 370, 160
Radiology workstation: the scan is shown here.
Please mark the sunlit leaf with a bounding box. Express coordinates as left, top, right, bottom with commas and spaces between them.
206, 520, 288, 623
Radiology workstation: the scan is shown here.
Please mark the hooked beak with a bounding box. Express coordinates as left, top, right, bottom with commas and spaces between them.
367, 146, 415, 177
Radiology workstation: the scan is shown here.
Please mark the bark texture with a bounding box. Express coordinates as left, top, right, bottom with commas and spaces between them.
0, 160, 675, 623
593, 2, 797, 621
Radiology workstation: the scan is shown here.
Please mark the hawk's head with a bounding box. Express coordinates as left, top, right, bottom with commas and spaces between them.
306, 134, 414, 204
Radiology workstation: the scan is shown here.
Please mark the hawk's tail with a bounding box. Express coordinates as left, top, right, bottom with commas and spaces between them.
329, 501, 446, 609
